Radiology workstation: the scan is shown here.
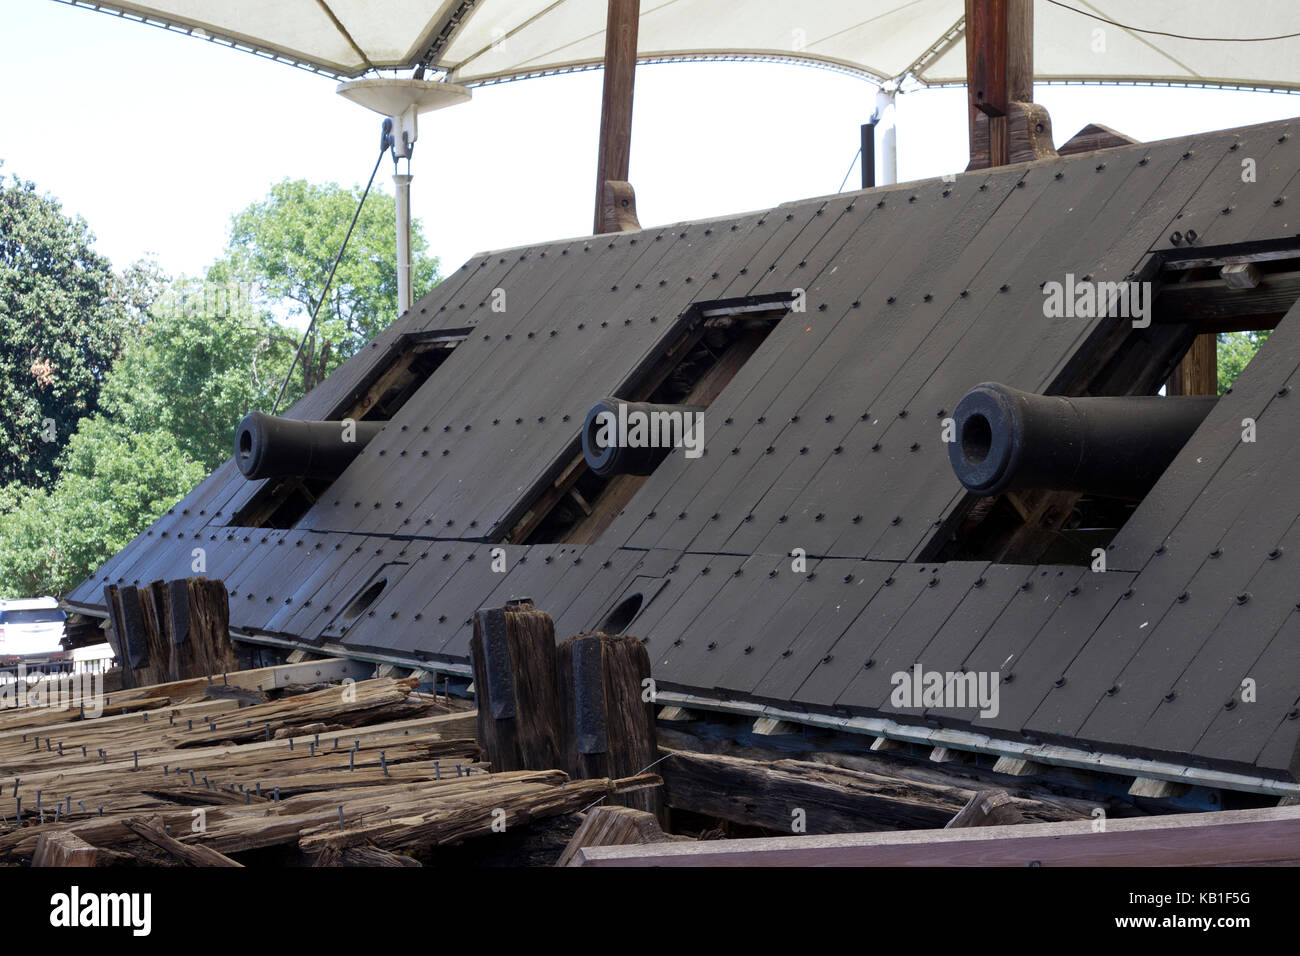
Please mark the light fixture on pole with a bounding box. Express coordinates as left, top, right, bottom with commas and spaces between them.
336, 79, 471, 315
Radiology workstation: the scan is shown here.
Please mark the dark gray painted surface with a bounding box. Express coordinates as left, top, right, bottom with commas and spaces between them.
68, 117, 1300, 781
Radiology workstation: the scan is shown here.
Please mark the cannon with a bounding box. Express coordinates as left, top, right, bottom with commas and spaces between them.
581, 398, 706, 477
947, 383, 1216, 500
234, 411, 384, 482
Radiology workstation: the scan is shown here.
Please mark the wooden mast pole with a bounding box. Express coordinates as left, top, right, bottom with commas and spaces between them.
965, 0, 1009, 167
964, 2, 1213, 391
965, 0, 1051, 171
593, 0, 640, 234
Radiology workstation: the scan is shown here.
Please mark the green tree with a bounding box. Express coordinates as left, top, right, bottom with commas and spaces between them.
99, 276, 296, 469
0, 168, 133, 486
1218, 330, 1269, 394
0, 417, 204, 597
0, 174, 441, 598
215, 178, 439, 403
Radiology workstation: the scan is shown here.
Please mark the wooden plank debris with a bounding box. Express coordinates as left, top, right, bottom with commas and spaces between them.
945, 789, 1025, 828
0, 658, 665, 867
121, 816, 243, 867
297, 771, 660, 854
556, 805, 684, 867
310, 844, 421, 867
32, 831, 98, 867
658, 748, 1089, 834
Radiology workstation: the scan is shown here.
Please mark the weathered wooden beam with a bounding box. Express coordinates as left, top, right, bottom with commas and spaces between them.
122, 815, 243, 867
311, 844, 421, 867
593, 0, 639, 234
1004, 0, 1033, 104
966, 0, 1008, 119
752, 717, 801, 736
1165, 333, 1218, 397
656, 724, 1132, 819
600, 180, 640, 233
104, 584, 148, 689
966, 0, 1054, 170
930, 746, 968, 764
32, 831, 98, 867
556, 805, 682, 866
1128, 776, 1189, 799
469, 600, 562, 772
992, 756, 1042, 777
1221, 261, 1262, 289
571, 804, 1300, 867
945, 789, 1025, 828
296, 772, 661, 854
556, 632, 661, 819
658, 748, 1088, 834
657, 706, 698, 722
1157, 269, 1300, 328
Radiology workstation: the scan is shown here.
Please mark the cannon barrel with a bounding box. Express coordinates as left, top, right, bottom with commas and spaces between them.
948, 383, 1216, 500
582, 398, 705, 477
235, 411, 384, 482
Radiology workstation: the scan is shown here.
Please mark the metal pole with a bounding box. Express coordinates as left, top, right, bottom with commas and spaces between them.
875, 87, 897, 186
394, 172, 413, 316
860, 122, 876, 189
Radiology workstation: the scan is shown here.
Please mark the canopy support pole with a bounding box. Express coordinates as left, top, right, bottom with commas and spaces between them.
965, 0, 1053, 170
874, 86, 897, 186
394, 171, 413, 315
593, 0, 639, 234
860, 122, 875, 189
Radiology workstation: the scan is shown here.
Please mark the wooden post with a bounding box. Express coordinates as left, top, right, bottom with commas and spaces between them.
179, 578, 236, 679
966, 0, 1054, 170
106, 578, 235, 685
966, 0, 1008, 166
1005, 0, 1034, 110
593, 0, 639, 234
555, 632, 662, 820
469, 599, 563, 772
103, 584, 148, 689
1167, 333, 1219, 396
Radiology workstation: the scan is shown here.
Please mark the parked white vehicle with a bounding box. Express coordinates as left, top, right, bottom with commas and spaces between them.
0, 597, 71, 671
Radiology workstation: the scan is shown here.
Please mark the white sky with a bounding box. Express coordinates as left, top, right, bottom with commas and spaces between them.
4, 0, 1300, 282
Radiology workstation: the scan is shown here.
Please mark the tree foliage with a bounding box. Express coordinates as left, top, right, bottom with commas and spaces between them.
0, 418, 204, 598
0, 173, 441, 599
1218, 330, 1269, 394
0, 169, 133, 487
100, 277, 296, 469
216, 178, 439, 400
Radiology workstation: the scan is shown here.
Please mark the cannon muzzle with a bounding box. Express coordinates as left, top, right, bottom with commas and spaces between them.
948, 383, 1216, 500
581, 398, 705, 477
235, 412, 384, 482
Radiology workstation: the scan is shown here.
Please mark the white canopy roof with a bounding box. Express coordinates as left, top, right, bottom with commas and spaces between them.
57, 0, 1300, 92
